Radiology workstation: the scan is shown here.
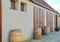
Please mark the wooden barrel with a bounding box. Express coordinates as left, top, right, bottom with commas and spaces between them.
42, 26, 50, 35
9, 29, 22, 42
34, 28, 42, 39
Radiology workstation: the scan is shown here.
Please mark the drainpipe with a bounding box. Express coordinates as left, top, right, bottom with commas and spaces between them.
45, 10, 47, 26
53, 13, 55, 32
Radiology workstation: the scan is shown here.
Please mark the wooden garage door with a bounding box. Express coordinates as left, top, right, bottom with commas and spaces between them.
46, 11, 50, 27
0, 0, 2, 42
34, 7, 38, 29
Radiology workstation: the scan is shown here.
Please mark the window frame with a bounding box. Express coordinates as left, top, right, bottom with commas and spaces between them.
10, 0, 16, 10
20, 2, 26, 12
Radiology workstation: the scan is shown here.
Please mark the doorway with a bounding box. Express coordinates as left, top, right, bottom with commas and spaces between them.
0, 0, 2, 42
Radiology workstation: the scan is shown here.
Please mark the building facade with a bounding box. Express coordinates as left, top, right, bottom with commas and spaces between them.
57, 16, 60, 28
0, 0, 58, 42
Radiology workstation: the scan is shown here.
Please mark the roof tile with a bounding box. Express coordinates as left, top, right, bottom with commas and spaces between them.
30, 0, 58, 13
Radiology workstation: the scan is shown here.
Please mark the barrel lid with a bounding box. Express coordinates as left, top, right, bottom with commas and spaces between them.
10, 29, 21, 32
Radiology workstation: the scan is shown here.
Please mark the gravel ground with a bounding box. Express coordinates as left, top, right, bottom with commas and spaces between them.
25, 31, 60, 42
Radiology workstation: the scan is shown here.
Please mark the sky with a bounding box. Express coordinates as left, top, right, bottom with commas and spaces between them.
44, 0, 60, 13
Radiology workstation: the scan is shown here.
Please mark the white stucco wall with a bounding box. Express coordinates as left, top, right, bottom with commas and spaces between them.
57, 17, 60, 28
2, 0, 34, 42
2, 0, 57, 42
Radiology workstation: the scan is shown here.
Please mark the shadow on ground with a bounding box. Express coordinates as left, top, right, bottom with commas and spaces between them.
24, 31, 60, 42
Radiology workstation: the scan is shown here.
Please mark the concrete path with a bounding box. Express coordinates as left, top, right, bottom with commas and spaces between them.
25, 31, 60, 42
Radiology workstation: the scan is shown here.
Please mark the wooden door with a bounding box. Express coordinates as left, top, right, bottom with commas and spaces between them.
0, 0, 2, 42
34, 7, 43, 29
50, 13, 53, 32
34, 7, 38, 29
46, 12, 50, 27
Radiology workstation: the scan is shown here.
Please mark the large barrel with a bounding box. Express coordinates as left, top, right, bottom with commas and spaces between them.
42, 26, 50, 35
34, 28, 42, 39
45, 27, 50, 34
9, 29, 22, 42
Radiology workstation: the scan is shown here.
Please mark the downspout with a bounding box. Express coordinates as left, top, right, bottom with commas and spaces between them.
53, 13, 55, 32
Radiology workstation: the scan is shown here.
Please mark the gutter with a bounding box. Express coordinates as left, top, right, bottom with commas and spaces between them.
30, 0, 59, 14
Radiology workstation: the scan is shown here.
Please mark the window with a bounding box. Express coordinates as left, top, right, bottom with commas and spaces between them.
21, 2, 26, 11
10, 0, 15, 9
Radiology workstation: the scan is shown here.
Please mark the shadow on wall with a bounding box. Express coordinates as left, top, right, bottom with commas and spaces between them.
58, 24, 60, 30
55, 27, 60, 31
58, 27, 60, 30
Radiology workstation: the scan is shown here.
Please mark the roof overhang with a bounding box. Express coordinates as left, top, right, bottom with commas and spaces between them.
30, 0, 59, 14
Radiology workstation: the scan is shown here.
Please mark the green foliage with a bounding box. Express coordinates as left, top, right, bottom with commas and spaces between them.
57, 14, 60, 17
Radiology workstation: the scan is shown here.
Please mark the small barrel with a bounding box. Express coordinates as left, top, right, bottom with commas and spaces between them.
34, 28, 42, 39
9, 29, 22, 42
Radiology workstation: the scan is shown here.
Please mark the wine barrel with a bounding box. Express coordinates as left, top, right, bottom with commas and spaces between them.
42, 26, 50, 35
9, 29, 22, 42
34, 28, 42, 39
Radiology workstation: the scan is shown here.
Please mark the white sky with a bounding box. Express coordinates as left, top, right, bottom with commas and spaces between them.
45, 0, 60, 13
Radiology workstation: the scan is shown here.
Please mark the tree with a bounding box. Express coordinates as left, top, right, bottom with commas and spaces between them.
57, 14, 60, 17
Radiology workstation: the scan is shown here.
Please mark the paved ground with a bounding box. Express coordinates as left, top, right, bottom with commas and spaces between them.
25, 31, 60, 42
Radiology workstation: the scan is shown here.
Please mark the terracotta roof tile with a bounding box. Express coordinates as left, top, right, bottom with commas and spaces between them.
30, 0, 58, 13
36, 0, 54, 10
